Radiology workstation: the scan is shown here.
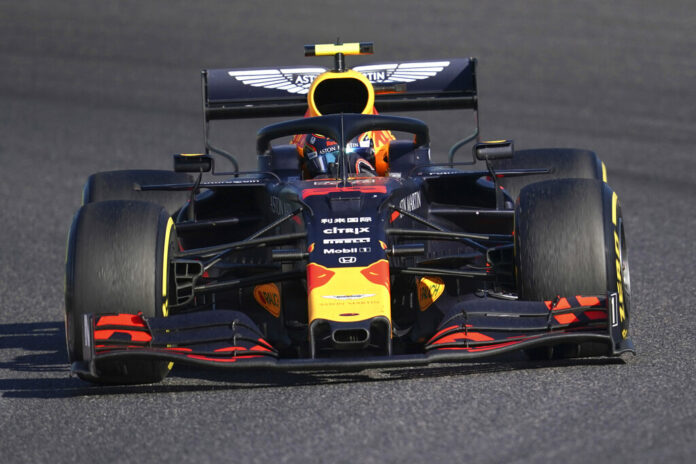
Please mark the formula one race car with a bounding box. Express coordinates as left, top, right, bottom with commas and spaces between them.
65, 42, 634, 384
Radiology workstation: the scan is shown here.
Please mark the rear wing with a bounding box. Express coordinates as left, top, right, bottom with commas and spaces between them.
202, 58, 479, 165
203, 58, 477, 120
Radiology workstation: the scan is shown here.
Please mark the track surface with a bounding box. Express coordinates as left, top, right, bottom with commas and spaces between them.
1, 1, 695, 462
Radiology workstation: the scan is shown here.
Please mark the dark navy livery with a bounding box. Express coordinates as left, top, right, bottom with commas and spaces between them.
64, 42, 633, 384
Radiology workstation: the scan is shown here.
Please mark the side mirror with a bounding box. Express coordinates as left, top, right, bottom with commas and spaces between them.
474, 140, 514, 161
173, 153, 213, 173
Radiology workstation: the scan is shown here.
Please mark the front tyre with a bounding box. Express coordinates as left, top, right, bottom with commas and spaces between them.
515, 179, 630, 358
65, 200, 176, 384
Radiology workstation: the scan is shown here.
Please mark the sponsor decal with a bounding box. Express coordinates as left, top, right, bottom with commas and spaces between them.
614, 229, 627, 338
321, 217, 372, 224
323, 238, 371, 244
353, 61, 451, 84
319, 145, 339, 155
612, 192, 628, 339
253, 283, 281, 317
350, 178, 379, 185
227, 61, 451, 97
323, 227, 370, 235
361, 70, 387, 81
398, 191, 422, 212
417, 276, 445, 311
324, 247, 357, 255
204, 179, 262, 185
322, 294, 375, 300
430, 170, 460, 176
323, 247, 371, 255
227, 68, 326, 95
270, 196, 293, 216
317, 217, 375, 259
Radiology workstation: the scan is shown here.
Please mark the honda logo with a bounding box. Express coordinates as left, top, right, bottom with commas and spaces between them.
338, 256, 357, 264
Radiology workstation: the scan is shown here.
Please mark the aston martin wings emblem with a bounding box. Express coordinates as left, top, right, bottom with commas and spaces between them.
227, 67, 326, 95
353, 61, 450, 84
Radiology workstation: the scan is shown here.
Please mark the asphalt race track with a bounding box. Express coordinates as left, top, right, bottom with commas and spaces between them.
1, 1, 695, 462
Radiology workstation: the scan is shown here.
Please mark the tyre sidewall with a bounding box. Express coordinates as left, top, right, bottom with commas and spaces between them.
601, 183, 630, 340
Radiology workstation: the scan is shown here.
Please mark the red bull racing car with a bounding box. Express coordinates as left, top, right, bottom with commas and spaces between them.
65, 42, 634, 384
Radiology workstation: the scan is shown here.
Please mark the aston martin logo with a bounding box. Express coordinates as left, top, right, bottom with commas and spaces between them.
353, 61, 450, 83
227, 67, 326, 94
226, 61, 450, 95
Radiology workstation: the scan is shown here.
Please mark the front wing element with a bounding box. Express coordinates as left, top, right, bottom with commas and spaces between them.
72, 295, 634, 377
426, 294, 627, 353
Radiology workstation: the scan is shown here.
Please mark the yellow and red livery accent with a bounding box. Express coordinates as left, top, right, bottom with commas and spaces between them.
307, 260, 391, 325
301, 185, 387, 199
94, 313, 152, 345
544, 295, 607, 325
91, 312, 279, 361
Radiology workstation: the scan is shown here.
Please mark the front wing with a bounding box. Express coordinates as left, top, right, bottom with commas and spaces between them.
72, 294, 634, 378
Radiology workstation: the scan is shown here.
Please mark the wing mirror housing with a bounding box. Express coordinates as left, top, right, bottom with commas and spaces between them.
173, 153, 213, 173
474, 140, 514, 161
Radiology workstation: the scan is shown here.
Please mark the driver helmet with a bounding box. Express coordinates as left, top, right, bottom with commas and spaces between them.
302, 133, 375, 178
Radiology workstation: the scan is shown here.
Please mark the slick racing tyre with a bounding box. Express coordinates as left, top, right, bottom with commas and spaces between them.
515, 178, 630, 359
65, 200, 177, 384
83, 170, 193, 216
491, 148, 605, 201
